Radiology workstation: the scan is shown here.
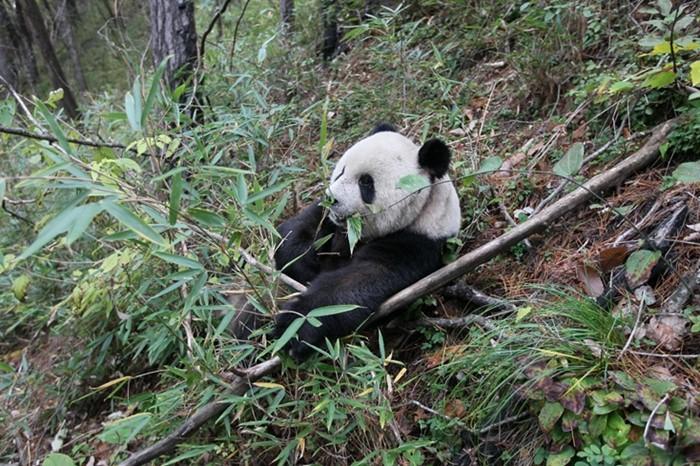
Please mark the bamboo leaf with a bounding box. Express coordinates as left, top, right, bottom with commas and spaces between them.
105, 202, 166, 246
553, 143, 584, 177
169, 171, 183, 225
142, 57, 170, 127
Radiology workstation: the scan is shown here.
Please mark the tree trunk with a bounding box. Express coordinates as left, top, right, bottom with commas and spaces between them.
8, 0, 39, 87
280, 0, 294, 33
0, 1, 21, 92
149, 0, 198, 90
57, 0, 87, 91
320, 0, 338, 61
19, 0, 79, 118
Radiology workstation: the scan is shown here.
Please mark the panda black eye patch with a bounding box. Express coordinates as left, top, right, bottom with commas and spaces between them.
358, 174, 375, 204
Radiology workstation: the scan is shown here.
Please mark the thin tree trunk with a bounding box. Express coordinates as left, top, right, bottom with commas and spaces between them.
149, 0, 198, 90
19, 0, 79, 118
320, 0, 338, 61
0, 1, 21, 92
13, 0, 39, 86
280, 0, 294, 33
57, 0, 87, 91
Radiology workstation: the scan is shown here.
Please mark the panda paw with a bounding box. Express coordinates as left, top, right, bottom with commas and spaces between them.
273, 310, 322, 362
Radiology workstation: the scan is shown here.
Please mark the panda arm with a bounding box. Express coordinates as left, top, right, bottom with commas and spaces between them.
276, 232, 444, 360
274, 200, 336, 284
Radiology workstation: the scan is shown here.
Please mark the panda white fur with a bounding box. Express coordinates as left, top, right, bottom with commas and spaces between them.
273, 124, 461, 360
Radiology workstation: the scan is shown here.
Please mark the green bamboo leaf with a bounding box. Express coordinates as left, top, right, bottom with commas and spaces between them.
553, 142, 584, 177
307, 304, 360, 318
98, 413, 152, 444
105, 202, 166, 246
0, 178, 5, 203
672, 161, 700, 184
42, 453, 76, 466
476, 156, 503, 173
396, 174, 430, 193
154, 251, 203, 270
19, 203, 83, 260
346, 215, 362, 255
141, 57, 170, 127
271, 316, 305, 355
169, 171, 183, 225
65, 202, 104, 245
35, 100, 72, 155
188, 208, 226, 227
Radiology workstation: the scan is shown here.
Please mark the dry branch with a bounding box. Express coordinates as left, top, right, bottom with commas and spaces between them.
120, 118, 678, 466
0, 124, 128, 150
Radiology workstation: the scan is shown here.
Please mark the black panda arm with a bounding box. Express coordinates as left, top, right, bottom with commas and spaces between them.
274, 200, 337, 284
275, 231, 444, 360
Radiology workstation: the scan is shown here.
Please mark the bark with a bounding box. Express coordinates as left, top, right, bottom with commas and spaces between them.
57, 0, 87, 91
14, 0, 40, 86
149, 0, 198, 90
280, 0, 294, 33
0, 1, 21, 92
19, 0, 79, 118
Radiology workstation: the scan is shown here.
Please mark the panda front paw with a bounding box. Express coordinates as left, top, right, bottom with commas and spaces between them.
273, 310, 323, 362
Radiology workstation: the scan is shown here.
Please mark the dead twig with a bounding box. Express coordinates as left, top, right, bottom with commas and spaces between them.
0, 125, 129, 150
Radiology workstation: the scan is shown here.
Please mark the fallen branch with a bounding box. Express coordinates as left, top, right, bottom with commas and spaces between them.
0, 124, 128, 150
371, 118, 678, 323
120, 118, 678, 466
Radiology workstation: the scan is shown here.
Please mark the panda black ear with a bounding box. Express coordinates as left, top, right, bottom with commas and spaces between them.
418, 138, 451, 179
369, 122, 397, 135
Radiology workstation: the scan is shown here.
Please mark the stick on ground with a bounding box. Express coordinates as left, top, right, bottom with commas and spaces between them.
120, 118, 678, 466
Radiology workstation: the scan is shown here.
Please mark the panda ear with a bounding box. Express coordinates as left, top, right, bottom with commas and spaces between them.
369, 122, 397, 135
418, 138, 451, 178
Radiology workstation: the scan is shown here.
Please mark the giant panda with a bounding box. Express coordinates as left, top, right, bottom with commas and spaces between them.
273, 124, 461, 360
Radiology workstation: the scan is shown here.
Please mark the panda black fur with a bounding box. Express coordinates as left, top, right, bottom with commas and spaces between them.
274, 124, 461, 360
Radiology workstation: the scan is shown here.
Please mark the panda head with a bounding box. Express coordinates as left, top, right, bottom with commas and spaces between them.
327, 124, 461, 240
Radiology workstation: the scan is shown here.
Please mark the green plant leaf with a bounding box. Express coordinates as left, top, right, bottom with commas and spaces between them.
12, 274, 30, 301
65, 202, 104, 245
271, 316, 305, 355
397, 174, 430, 192
169, 171, 183, 225
546, 446, 575, 466
691, 61, 700, 86
42, 453, 76, 466
0, 178, 5, 203
124, 76, 142, 132
307, 304, 360, 318
142, 57, 170, 127
35, 100, 72, 155
643, 70, 676, 89
105, 202, 166, 246
672, 161, 700, 184
477, 156, 503, 173
98, 413, 152, 444
539, 401, 564, 432
154, 251, 203, 270
346, 215, 362, 255
553, 143, 584, 177
188, 208, 226, 227
625, 249, 661, 288
19, 202, 84, 260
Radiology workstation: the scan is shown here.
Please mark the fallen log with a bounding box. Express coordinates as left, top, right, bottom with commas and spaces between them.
119, 118, 678, 466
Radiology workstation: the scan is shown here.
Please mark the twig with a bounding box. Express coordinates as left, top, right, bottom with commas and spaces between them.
121, 118, 679, 465
612, 197, 664, 246
228, 0, 252, 67
417, 315, 498, 332
442, 282, 516, 312
409, 400, 459, 422
498, 203, 533, 250
644, 393, 669, 447
663, 258, 700, 313
617, 291, 646, 360
0, 125, 128, 150
477, 412, 529, 434
630, 350, 700, 359
200, 0, 234, 61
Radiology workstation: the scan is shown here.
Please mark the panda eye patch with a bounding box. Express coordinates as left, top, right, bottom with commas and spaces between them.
358, 174, 375, 204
